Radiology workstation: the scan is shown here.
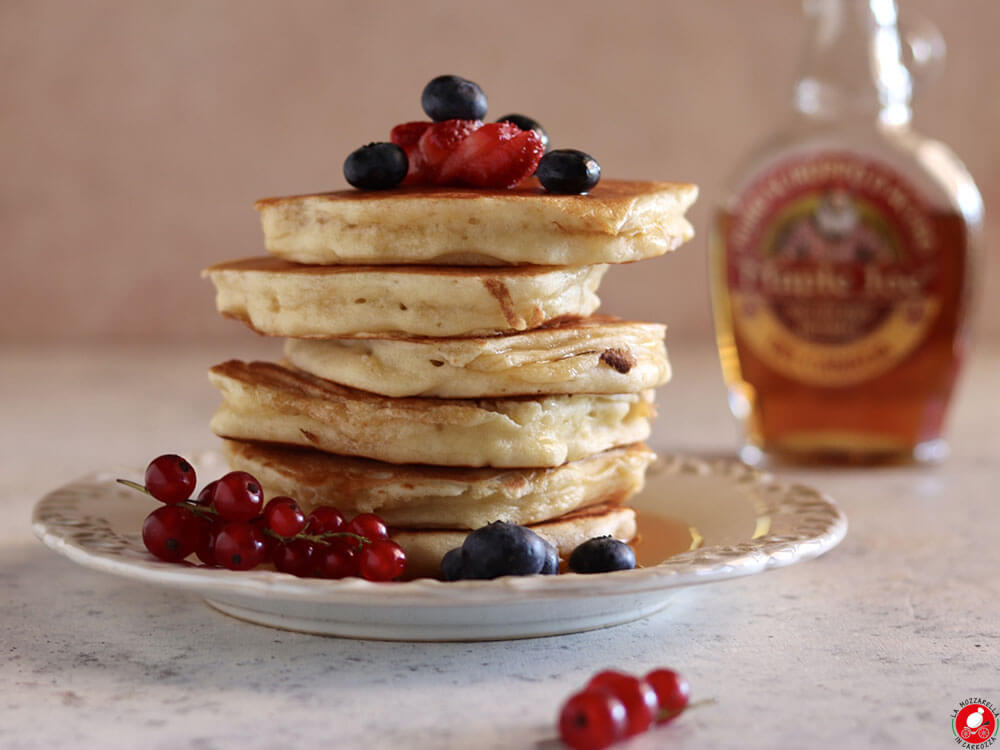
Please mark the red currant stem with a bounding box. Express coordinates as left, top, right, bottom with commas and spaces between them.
117, 478, 151, 495
262, 528, 288, 541
185, 503, 218, 519
658, 697, 716, 722
116, 480, 220, 519
263, 528, 370, 547
318, 531, 369, 547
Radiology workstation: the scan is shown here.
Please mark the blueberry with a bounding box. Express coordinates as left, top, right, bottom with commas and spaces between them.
537, 149, 601, 194
496, 114, 549, 151
421, 75, 488, 122
441, 547, 464, 581
343, 142, 408, 190
459, 521, 549, 579
568, 536, 636, 574
540, 540, 559, 575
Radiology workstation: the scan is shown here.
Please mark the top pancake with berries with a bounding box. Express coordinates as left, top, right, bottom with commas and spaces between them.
287, 74, 698, 265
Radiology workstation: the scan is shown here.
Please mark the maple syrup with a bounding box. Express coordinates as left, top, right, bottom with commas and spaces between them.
631, 513, 699, 567
711, 0, 982, 464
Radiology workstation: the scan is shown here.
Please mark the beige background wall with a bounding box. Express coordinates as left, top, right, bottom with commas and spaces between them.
2, 0, 995, 346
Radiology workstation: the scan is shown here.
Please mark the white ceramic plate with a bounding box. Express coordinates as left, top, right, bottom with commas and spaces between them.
32, 453, 846, 641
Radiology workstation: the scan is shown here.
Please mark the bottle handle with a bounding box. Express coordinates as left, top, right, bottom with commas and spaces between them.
899, 13, 946, 91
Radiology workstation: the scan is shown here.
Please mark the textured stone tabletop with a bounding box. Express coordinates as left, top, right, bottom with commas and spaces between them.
2, 341, 997, 750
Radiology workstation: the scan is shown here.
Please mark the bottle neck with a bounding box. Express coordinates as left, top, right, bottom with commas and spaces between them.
794, 0, 912, 127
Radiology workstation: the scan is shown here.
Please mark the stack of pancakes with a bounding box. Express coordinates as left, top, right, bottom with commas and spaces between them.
204, 179, 697, 578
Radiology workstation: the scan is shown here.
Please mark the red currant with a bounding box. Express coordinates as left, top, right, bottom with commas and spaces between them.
644, 669, 690, 723
272, 539, 316, 577
144, 454, 196, 504
346, 512, 389, 541
359, 539, 407, 581
586, 671, 658, 737
212, 471, 264, 521
196, 479, 219, 506
213, 521, 267, 570
318, 538, 359, 579
195, 515, 224, 566
142, 505, 198, 561
306, 506, 346, 534
263, 496, 307, 538
251, 516, 276, 562
558, 690, 627, 750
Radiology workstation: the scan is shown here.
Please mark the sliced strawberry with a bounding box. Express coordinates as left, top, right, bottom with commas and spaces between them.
439, 122, 545, 189
390, 121, 431, 149
390, 121, 432, 184
390, 121, 431, 157
417, 119, 481, 183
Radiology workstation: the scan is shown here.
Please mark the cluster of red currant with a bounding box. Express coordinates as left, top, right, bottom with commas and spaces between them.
119, 454, 407, 582
558, 668, 690, 750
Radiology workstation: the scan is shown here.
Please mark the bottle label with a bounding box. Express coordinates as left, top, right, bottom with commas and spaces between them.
725, 152, 942, 387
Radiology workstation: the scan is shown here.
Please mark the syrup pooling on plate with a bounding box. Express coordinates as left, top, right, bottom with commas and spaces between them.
630, 512, 700, 568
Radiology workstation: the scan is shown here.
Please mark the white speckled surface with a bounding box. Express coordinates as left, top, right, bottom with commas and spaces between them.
2, 342, 998, 750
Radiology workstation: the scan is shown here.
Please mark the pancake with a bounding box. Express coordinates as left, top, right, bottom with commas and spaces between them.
204, 257, 607, 338
283, 316, 670, 398
391, 502, 638, 579
255, 179, 698, 266
208, 360, 655, 468
222, 438, 655, 528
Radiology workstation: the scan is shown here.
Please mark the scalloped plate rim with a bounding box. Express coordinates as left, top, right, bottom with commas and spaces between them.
31, 453, 848, 609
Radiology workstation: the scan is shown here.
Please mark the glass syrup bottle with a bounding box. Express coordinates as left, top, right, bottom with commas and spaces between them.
711, 0, 983, 465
